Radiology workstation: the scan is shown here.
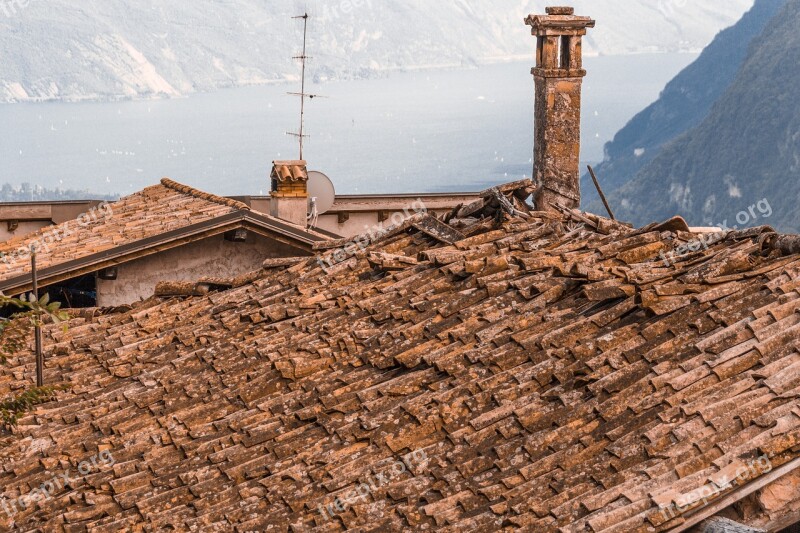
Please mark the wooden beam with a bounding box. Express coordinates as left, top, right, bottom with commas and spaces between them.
456, 198, 486, 219
479, 178, 534, 198
690, 517, 765, 532
762, 510, 800, 532
673, 457, 800, 533
587, 165, 616, 220
0, 205, 52, 219
412, 215, 465, 245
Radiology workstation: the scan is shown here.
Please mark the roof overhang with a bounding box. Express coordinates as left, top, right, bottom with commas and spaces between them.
0, 200, 106, 224
231, 192, 483, 218
0, 210, 326, 295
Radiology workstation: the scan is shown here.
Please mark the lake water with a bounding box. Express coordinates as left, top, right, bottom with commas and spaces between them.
0, 54, 696, 197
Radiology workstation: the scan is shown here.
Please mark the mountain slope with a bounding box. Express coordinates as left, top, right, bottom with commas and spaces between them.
608, 0, 800, 232
0, 0, 753, 102
581, 0, 786, 210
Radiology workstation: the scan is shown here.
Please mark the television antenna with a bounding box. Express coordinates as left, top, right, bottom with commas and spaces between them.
287, 13, 326, 160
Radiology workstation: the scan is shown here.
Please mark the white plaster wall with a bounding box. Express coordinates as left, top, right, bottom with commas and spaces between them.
246, 196, 473, 238
96, 233, 308, 307
314, 209, 451, 237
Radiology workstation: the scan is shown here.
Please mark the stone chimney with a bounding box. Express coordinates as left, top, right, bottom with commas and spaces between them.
270, 160, 309, 227
525, 7, 595, 213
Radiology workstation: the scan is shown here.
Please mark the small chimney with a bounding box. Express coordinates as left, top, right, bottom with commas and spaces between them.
525, 7, 595, 213
270, 160, 309, 227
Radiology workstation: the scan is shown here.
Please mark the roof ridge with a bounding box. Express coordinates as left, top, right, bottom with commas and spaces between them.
160, 178, 250, 211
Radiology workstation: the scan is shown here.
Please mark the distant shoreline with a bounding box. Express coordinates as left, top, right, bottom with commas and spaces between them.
0, 50, 704, 106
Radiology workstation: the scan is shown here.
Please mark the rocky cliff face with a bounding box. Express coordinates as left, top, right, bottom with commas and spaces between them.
0, 0, 753, 102
581, 0, 785, 212
589, 0, 800, 233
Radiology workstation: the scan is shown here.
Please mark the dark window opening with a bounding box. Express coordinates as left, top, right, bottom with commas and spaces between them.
536, 36, 544, 67
0, 296, 27, 319
0, 274, 97, 319
46, 274, 98, 309
224, 229, 249, 243
560, 35, 571, 68
779, 522, 800, 533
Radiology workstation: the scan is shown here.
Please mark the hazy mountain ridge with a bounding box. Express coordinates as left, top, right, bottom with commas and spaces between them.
581, 0, 786, 211
0, 0, 753, 103
604, 0, 800, 232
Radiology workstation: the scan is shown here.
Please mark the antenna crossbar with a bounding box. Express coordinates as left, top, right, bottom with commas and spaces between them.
287, 92, 325, 99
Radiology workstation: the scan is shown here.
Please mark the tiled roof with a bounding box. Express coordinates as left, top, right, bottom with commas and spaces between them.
0, 179, 327, 294
1, 190, 800, 531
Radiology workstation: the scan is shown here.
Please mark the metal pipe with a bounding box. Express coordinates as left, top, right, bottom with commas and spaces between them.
31, 246, 44, 387
587, 165, 616, 221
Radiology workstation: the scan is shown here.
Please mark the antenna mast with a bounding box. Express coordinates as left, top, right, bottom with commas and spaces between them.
287, 13, 324, 160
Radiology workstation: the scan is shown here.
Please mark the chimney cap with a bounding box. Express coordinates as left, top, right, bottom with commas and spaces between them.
271, 161, 309, 182
546, 6, 574, 15
525, 9, 595, 32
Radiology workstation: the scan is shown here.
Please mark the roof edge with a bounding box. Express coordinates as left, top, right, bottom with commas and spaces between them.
160, 178, 251, 211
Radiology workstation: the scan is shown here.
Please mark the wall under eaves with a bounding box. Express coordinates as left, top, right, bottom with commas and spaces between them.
96, 232, 309, 307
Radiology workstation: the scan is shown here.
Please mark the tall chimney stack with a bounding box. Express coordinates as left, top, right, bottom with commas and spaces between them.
270, 160, 309, 227
525, 7, 595, 213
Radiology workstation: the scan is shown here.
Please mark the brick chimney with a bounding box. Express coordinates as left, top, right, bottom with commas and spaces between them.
525, 7, 595, 213
270, 160, 309, 227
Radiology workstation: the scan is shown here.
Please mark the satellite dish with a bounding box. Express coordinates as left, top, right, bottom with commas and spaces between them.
307, 171, 335, 216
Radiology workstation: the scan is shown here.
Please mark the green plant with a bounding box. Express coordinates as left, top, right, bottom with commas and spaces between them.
0, 293, 70, 430
0, 384, 69, 428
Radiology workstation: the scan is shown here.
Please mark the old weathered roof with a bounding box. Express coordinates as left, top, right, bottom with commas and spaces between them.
0, 178, 327, 295
1, 190, 799, 531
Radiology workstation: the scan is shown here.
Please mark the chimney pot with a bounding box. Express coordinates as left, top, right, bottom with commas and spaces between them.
270, 160, 309, 227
